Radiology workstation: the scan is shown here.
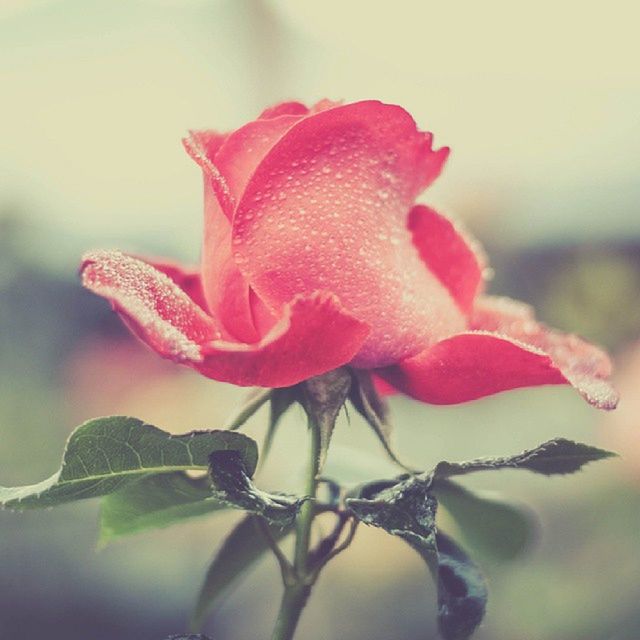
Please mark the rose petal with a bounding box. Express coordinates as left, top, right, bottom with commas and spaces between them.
184, 130, 228, 158
471, 295, 618, 408
415, 131, 450, 191
378, 332, 567, 405
260, 101, 309, 118
200, 178, 263, 342
408, 204, 486, 315
141, 257, 209, 312
81, 250, 219, 363
372, 374, 399, 396
378, 296, 618, 409
183, 130, 265, 342
214, 114, 304, 202
232, 100, 465, 368
184, 117, 311, 343
182, 130, 234, 218
196, 291, 370, 387
81, 252, 368, 387
249, 288, 277, 336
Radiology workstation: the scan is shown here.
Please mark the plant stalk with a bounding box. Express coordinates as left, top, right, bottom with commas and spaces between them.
270, 581, 312, 640
270, 412, 321, 640
294, 416, 321, 573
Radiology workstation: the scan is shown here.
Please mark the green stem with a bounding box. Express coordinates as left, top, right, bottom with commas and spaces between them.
270, 582, 312, 640
294, 417, 321, 572
271, 415, 321, 640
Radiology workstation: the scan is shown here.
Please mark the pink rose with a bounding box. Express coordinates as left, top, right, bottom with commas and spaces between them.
81, 100, 617, 408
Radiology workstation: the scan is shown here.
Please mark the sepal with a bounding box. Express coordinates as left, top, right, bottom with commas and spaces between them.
349, 369, 415, 470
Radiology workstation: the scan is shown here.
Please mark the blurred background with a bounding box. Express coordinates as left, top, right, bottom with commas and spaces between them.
1, 1, 639, 638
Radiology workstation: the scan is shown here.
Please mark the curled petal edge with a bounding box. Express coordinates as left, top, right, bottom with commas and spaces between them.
182, 131, 235, 218
81, 250, 219, 364
378, 330, 618, 410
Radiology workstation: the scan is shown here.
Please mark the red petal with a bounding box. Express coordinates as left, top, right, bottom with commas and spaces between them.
471, 295, 618, 408
183, 130, 227, 158
200, 178, 261, 342
408, 205, 486, 315
415, 132, 450, 191
197, 292, 370, 387
182, 130, 234, 218
81, 252, 368, 388
379, 296, 618, 409
81, 250, 219, 363
140, 257, 209, 312
260, 101, 309, 118
379, 332, 567, 404
232, 100, 465, 368
214, 114, 304, 202
372, 374, 399, 396
183, 131, 268, 342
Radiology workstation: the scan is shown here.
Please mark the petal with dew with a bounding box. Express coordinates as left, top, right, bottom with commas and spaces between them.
81, 250, 219, 363
409, 205, 486, 315
182, 130, 234, 218
81, 252, 368, 388
232, 100, 464, 368
214, 114, 305, 202
196, 292, 370, 388
471, 295, 618, 409
379, 296, 618, 409
379, 333, 568, 405
141, 257, 209, 313
200, 179, 262, 342
183, 131, 265, 342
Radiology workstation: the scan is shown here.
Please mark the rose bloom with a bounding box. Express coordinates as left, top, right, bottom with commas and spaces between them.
81, 100, 617, 409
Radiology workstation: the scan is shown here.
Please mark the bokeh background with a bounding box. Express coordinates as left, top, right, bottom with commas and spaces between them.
1, 1, 639, 639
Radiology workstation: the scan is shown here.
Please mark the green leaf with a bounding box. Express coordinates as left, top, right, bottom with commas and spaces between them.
0, 416, 258, 509
209, 451, 303, 526
432, 438, 616, 479
347, 474, 438, 545
435, 479, 534, 561
191, 515, 293, 631
344, 439, 614, 637
348, 370, 415, 471
346, 476, 487, 640
302, 368, 352, 472
99, 472, 226, 544
433, 533, 488, 640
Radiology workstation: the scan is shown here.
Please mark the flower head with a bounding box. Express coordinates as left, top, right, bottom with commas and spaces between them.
81, 100, 618, 409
